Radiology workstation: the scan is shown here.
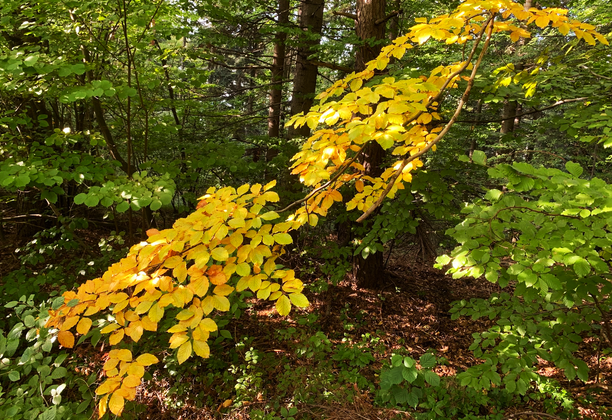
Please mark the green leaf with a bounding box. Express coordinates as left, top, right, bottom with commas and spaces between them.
565, 161, 583, 177
419, 353, 436, 369
401, 366, 418, 383
472, 150, 487, 166
485, 189, 502, 201
116, 201, 130, 213
84, 195, 100, 207
51, 366, 67, 379
8, 370, 20, 381
150, 199, 163, 211
383, 366, 405, 386
423, 370, 440, 386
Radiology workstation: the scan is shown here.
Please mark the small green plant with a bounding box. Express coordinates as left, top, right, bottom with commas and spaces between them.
0, 296, 95, 420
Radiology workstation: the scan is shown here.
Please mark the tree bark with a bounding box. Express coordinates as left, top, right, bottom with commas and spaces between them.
268, 0, 289, 139
353, 0, 388, 289
288, 0, 324, 139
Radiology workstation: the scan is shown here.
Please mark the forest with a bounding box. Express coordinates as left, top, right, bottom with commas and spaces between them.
0, 0, 611, 419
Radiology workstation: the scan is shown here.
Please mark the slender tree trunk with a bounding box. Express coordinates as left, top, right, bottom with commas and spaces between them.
268, 0, 289, 139
288, 0, 324, 139
500, 0, 530, 135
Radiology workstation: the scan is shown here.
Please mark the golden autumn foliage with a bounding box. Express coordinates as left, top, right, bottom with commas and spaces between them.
287, 0, 608, 223
43, 0, 608, 416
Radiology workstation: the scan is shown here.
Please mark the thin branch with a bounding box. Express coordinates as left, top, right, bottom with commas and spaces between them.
308, 60, 353, 73
208, 59, 271, 71
333, 11, 358, 20
505, 411, 565, 420
457, 97, 589, 124
376, 11, 400, 26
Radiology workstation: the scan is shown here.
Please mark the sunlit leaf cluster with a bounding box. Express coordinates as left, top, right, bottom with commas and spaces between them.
287, 0, 608, 220
46, 181, 310, 415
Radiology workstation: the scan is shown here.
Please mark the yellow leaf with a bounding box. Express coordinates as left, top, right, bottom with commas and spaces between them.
176, 309, 194, 321
583, 31, 595, 45
251, 184, 262, 195
173, 262, 188, 283
193, 340, 210, 358
248, 276, 262, 292
199, 318, 218, 331
376, 57, 389, 70
177, 341, 192, 364
593, 31, 609, 45
235, 262, 251, 276
201, 296, 215, 314
135, 300, 153, 315
126, 322, 144, 342
535, 16, 549, 28
57, 331, 74, 348
308, 214, 318, 227
76, 317, 93, 335
211, 247, 229, 261
103, 358, 119, 371
109, 392, 125, 416
164, 255, 184, 269
214, 284, 234, 296
109, 329, 125, 345
276, 295, 291, 316
148, 303, 164, 323
558, 22, 571, 36
116, 385, 137, 400
350, 78, 363, 92
419, 113, 433, 125
116, 349, 132, 361
136, 353, 159, 366
289, 292, 310, 308
128, 363, 145, 377
123, 375, 141, 388
273, 233, 293, 245
212, 295, 230, 312
98, 394, 108, 417
96, 379, 119, 395
237, 184, 250, 196
169, 332, 189, 349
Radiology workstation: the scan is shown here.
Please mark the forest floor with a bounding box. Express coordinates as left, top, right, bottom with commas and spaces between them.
1, 223, 611, 420
135, 245, 612, 420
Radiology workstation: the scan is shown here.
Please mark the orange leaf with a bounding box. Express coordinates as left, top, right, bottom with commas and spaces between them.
61, 315, 80, 331
57, 331, 75, 348
76, 317, 93, 335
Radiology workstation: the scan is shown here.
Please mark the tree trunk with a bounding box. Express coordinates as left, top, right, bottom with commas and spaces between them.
268, 0, 289, 139
353, 0, 387, 289
288, 0, 324, 139
500, 0, 530, 135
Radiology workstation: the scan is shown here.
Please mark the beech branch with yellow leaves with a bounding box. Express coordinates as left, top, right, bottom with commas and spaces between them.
43, 1, 608, 417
